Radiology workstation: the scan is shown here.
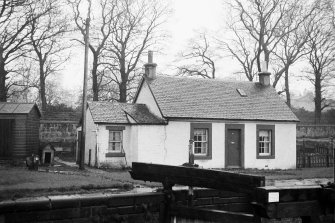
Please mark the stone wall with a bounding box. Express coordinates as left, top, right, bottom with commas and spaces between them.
39, 122, 77, 152
297, 125, 335, 138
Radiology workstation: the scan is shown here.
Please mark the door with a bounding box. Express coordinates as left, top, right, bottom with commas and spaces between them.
226, 129, 241, 168
0, 119, 13, 157
44, 152, 51, 164
76, 131, 82, 164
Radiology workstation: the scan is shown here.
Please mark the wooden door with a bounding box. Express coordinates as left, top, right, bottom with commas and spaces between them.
226, 129, 241, 168
0, 119, 13, 157
76, 131, 82, 163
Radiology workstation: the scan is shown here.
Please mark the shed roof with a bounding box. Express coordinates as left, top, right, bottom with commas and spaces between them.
0, 102, 41, 116
88, 101, 166, 124
144, 75, 299, 122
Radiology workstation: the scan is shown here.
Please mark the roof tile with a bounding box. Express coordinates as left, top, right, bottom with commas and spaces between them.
0, 103, 38, 115
88, 101, 166, 124
147, 76, 299, 122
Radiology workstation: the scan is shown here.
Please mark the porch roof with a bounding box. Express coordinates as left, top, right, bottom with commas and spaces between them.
88, 101, 166, 125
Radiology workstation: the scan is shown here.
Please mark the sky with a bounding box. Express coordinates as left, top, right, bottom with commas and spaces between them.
61, 0, 315, 100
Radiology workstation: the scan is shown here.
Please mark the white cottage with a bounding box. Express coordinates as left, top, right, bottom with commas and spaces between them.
83, 53, 299, 169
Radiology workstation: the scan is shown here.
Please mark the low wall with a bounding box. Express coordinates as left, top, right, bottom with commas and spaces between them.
0, 189, 250, 223
297, 125, 335, 138
39, 122, 77, 152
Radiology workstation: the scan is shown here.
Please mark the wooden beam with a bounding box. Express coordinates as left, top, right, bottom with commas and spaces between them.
255, 186, 322, 204
170, 205, 256, 223
268, 201, 321, 218
130, 162, 265, 195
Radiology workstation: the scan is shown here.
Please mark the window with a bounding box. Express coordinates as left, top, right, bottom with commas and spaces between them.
190, 123, 212, 159
236, 88, 247, 97
257, 125, 275, 159
105, 126, 125, 157
194, 129, 208, 155
259, 130, 271, 156
109, 131, 122, 152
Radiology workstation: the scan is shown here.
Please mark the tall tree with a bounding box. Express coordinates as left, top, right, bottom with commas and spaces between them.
29, 1, 70, 112
223, 0, 316, 89
219, 27, 258, 81
103, 0, 169, 102
69, 0, 115, 101
0, 0, 52, 101
177, 33, 217, 79
272, 5, 318, 107
305, 8, 335, 124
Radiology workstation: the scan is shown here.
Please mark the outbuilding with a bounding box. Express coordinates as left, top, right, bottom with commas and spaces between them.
0, 103, 41, 160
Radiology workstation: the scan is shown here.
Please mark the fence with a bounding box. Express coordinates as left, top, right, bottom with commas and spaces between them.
296, 142, 334, 168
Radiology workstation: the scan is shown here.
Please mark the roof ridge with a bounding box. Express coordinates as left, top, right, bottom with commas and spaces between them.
155, 75, 257, 84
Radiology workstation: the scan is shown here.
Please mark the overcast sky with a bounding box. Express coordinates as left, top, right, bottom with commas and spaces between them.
61, 0, 315, 99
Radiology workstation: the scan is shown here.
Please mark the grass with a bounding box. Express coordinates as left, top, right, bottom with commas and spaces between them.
1, 157, 334, 201
0, 159, 158, 201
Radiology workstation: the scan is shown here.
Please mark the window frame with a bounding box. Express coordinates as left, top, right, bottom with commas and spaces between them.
105, 126, 125, 157
190, 123, 212, 160
256, 125, 275, 159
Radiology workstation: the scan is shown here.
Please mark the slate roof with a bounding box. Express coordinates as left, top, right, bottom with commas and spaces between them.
88, 101, 166, 124
0, 102, 41, 116
146, 76, 299, 122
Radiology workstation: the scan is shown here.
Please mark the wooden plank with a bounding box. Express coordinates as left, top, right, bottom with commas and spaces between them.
255, 186, 322, 204
170, 205, 256, 223
0, 119, 13, 157
270, 201, 321, 218
130, 162, 265, 195
253, 200, 322, 219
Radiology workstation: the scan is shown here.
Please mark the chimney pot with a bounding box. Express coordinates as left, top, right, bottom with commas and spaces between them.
258, 71, 271, 86
144, 50, 157, 80
148, 51, 153, 63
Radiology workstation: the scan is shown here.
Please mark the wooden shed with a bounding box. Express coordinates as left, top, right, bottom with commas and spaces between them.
0, 103, 41, 160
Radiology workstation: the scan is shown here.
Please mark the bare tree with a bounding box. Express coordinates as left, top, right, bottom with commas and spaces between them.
223, 0, 316, 88
0, 0, 52, 101
219, 27, 258, 81
29, 1, 70, 112
7, 57, 38, 101
68, 0, 116, 101
104, 0, 169, 102
271, 5, 318, 107
177, 33, 217, 79
305, 13, 335, 123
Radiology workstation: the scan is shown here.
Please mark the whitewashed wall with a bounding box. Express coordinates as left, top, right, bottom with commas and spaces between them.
86, 108, 296, 169
133, 121, 296, 169
135, 81, 162, 118
96, 125, 134, 168
244, 122, 296, 169
84, 109, 97, 166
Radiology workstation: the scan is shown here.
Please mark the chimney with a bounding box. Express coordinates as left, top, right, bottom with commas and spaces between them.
258, 62, 270, 86
144, 50, 157, 80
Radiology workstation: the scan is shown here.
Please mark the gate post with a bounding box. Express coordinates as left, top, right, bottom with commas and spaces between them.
188, 139, 194, 206
331, 136, 334, 182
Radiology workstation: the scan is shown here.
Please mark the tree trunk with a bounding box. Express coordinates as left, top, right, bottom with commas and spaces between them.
39, 63, 47, 112
119, 80, 127, 102
0, 61, 7, 102
285, 67, 291, 108
314, 73, 322, 124
92, 53, 99, 101
119, 52, 127, 102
